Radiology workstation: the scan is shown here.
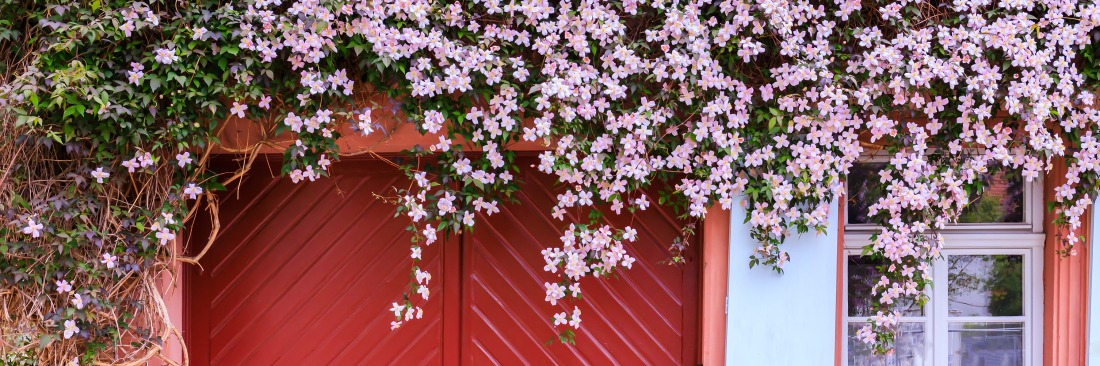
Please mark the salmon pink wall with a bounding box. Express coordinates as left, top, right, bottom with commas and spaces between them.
1044, 161, 1091, 366
214, 100, 545, 156
1089, 200, 1100, 364
150, 239, 186, 366
702, 207, 730, 365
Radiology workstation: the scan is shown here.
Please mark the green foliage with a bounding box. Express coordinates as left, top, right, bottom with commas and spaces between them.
957, 195, 1006, 224
0, 0, 1097, 361
0, 1, 259, 362
987, 256, 1024, 317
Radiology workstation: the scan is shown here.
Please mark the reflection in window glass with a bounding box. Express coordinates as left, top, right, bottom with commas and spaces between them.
846, 163, 888, 225
948, 255, 1024, 317
848, 256, 923, 316
948, 322, 1024, 366
848, 322, 927, 366
847, 163, 1025, 224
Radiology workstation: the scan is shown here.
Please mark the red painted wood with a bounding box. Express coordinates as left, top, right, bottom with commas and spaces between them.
461, 166, 701, 365
188, 158, 444, 366
442, 226, 463, 366
188, 157, 700, 365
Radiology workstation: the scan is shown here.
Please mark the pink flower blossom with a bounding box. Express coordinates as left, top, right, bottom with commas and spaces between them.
63, 320, 80, 339
23, 218, 43, 238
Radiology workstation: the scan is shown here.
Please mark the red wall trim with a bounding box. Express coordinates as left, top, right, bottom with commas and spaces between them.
215, 112, 546, 155
702, 206, 730, 365
1044, 160, 1091, 366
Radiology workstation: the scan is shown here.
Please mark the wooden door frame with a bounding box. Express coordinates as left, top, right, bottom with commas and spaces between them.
175, 153, 729, 365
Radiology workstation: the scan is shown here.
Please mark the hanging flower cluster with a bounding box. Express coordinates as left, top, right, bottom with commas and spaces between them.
3, 0, 1100, 361
230, 0, 1100, 351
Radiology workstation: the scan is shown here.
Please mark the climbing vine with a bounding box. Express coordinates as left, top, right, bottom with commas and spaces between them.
2, 0, 1100, 363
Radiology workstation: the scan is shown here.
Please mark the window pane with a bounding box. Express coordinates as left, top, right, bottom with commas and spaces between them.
848, 322, 927, 366
948, 322, 1024, 366
847, 163, 1024, 224
948, 255, 1024, 317
957, 170, 1025, 223
846, 163, 887, 225
848, 256, 923, 316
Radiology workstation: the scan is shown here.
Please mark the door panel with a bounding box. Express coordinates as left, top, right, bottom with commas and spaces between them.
188, 159, 444, 366
462, 169, 699, 366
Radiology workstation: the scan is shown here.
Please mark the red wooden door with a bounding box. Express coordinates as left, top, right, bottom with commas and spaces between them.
462, 168, 699, 365
187, 157, 699, 365
187, 160, 447, 366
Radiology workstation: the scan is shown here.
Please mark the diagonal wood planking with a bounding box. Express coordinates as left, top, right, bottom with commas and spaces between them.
462, 166, 699, 366
189, 158, 443, 366
188, 157, 699, 365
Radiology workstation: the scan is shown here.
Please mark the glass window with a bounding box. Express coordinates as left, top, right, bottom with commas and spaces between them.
946, 254, 1025, 366
846, 255, 930, 366
948, 322, 1024, 366
844, 251, 1034, 366
848, 256, 923, 317
848, 322, 928, 366
846, 163, 1026, 225
846, 162, 888, 225
948, 255, 1024, 317
845, 158, 1039, 365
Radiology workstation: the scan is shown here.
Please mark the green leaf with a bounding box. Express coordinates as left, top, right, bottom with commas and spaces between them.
10, 193, 29, 209
63, 124, 75, 140
206, 181, 227, 191
91, 0, 101, 11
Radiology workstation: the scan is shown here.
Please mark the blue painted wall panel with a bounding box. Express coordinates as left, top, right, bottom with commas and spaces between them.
725, 200, 839, 365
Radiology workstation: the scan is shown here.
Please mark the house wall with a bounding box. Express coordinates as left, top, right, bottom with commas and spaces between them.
150, 239, 185, 366
702, 207, 731, 365
157, 113, 1094, 365
1043, 161, 1091, 366
724, 200, 840, 365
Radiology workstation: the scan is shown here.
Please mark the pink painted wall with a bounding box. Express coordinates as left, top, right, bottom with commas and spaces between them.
151, 240, 185, 366
1043, 161, 1091, 366
702, 206, 730, 365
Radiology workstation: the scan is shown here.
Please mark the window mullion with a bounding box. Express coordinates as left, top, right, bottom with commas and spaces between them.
933, 256, 949, 366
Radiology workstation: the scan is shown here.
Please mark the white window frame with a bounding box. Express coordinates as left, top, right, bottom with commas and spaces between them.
842, 160, 1044, 366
